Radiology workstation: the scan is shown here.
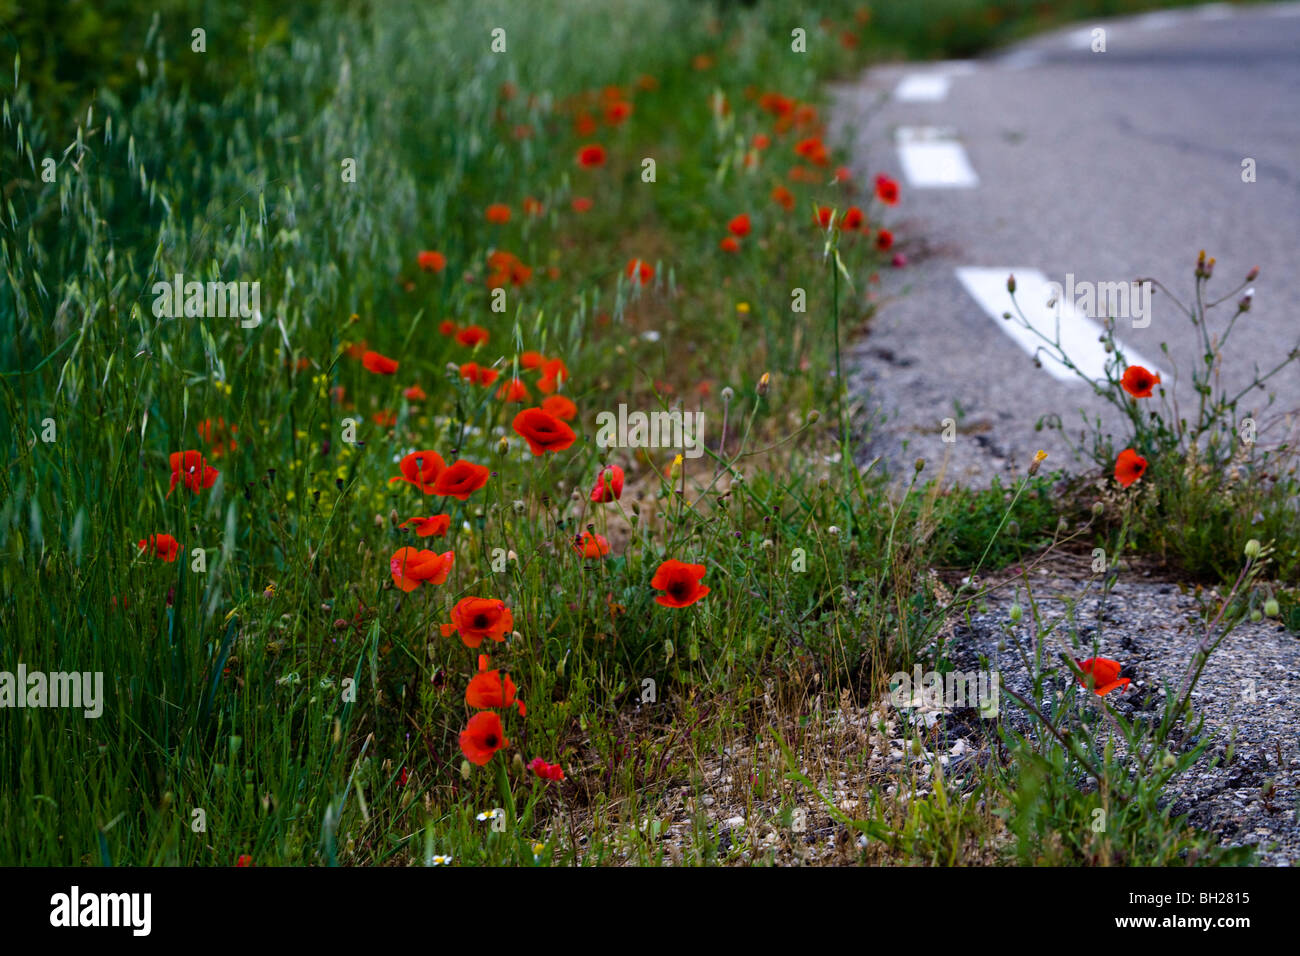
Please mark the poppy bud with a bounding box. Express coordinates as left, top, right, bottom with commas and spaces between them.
914, 458, 925, 473
807, 409, 820, 423
1238, 290, 1252, 312
1161, 751, 1176, 769
1006, 274, 1016, 294
1244, 539, 1262, 559
1009, 602, 1022, 623
757, 372, 771, 396
1206, 257, 1215, 278
1092, 501, 1105, 517
512, 753, 526, 776
1246, 266, 1259, 281
373, 514, 384, 527
1250, 610, 1262, 622
460, 760, 472, 780
389, 509, 399, 526
1264, 598, 1280, 617
497, 436, 509, 455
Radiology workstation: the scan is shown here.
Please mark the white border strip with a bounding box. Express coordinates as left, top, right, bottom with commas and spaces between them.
955, 267, 1163, 384
895, 128, 979, 188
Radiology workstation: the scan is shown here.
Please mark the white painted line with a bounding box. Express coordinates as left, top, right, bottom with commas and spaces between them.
998, 49, 1045, 70
931, 60, 977, 76
955, 267, 1162, 384
895, 128, 979, 188
894, 74, 951, 102
1067, 27, 1096, 49
1136, 10, 1183, 30
1195, 3, 1234, 20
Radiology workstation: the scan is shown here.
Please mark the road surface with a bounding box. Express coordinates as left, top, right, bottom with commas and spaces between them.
832, 2, 1300, 484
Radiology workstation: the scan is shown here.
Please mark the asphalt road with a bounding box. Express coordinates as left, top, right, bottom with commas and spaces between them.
831, 2, 1300, 484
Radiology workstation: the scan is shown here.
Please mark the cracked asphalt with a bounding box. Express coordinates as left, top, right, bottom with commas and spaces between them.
831, 2, 1300, 485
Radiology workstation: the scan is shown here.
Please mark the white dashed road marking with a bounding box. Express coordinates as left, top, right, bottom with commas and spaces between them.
895, 127, 979, 188
894, 74, 951, 102
954, 267, 1162, 384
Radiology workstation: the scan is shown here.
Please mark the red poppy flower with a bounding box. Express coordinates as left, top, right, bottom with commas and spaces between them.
438, 319, 459, 337
794, 136, 829, 166
720, 236, 740, 253
759, 92, 794, 117
466, 658, 525, 716
196, 417, 238, 458
512, 407, 577, 456
390, 547, 454, 592
417, 250, 446, 273
1076, 657, 1130, 696
431, 460, 490, 500
1121, 365, 1161, 398
625, 259, 654, 285
875, 228, 894, 251
456, 325, 489, 347
752, 133, 771, 150
571, 196, 593, 214
575, 531, 611, 559
590, 464, 625, 502
842, 206, 864, 230
400, 514, 451, 538
459, 711, 509, 765
527, 757, 564, 782
459, 362, 500, 387
728, 214, 751, 238
605, 100, 633, 125
442, 597, 514, 648
235, 855, 254, 867
577, 144, 606, 167
485, 203, 511, 224
541, 357, 569, 385
875, 174, 900, 205
137, 533, 180, 562
168, 450, 219, 496
389, 450, 447, 494
650, 559, 710, 608
835, 166, 853, 184
541, 394, 577, 421
815, 206, 834, 229
518, 351, 544, 370
372, 410, 397, 427
1114, 448, 1148, 488
362, 350, 399, 374
771, 185, 795, 211
403, 385, 427, 401
496, 378, 530, 403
